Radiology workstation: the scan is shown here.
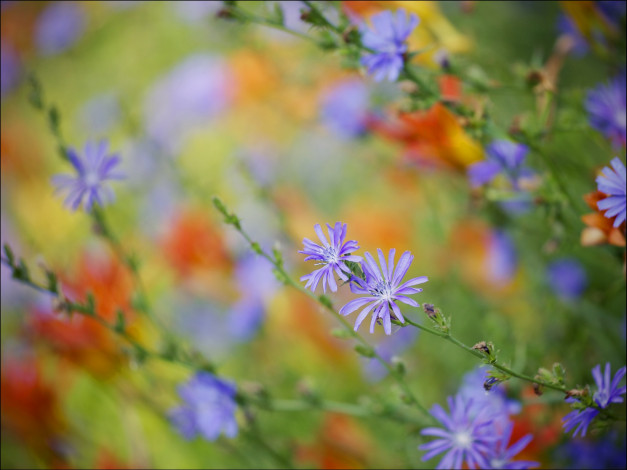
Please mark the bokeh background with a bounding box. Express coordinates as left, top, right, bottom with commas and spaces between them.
1, 1, 626, 468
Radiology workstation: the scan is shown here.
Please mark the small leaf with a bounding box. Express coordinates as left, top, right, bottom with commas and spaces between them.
354, 344, 375, 358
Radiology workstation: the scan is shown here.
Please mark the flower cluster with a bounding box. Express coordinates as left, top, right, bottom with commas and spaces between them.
169, 372, 238, 442
419, 368, 538, 469
562, 363, 626, 437
300, 223, 427, 335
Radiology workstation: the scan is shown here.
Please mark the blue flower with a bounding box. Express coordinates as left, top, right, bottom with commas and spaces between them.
563, 363, 626, 437
1, 41, 20, 96
467, 140, 531, 189
340, 248, 427, 335
556, 432, 627, 469
299, 222, 362, 294
585, 73, 626, 147
169, 372, 238, 441
459, 367, 521, 425
320, 79, 370, 139
485, 421, 538, 470
143, 54, 233, 154
51, 140, 124, 211
546, 258, 588, 301
35, 1, 86, 56
596, 157, 626, 227
556, 14, 589, 57
487, 230, 518, 288
419, 393, 497, 469
360, 9, 419, 82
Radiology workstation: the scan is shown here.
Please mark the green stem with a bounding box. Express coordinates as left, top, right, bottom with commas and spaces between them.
402, 317, 570, 394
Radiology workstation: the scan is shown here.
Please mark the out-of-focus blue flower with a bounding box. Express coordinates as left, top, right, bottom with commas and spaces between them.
299, 222, 362, 294
485, 421, 538, 470
468, 140, 531, 189
228, 254, 278, 341
173, 1, 222, 25
1, 41, 20, 96
546, 258, 588, 301
169, 372, 238, 441
35, 2, 86, 56
362, 325, 418, 382
596, 157, 626, 227
340, 248, 427, 335
320, 79, 370, 139
78, 92, 120, 137
143, 54, 233, 154
51, 140, 124, 211
487, 230, 518, 288
556, 433, 627, 469
360, 9, 419, 82
419, 393, 497, 469
459, 367, 521, 425
556, 14, 589, 57
597, 1, 627, 24
585, 73, 626, 148
563, 363, 626, 437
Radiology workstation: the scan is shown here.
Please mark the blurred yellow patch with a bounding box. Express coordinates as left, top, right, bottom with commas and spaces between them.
12, 180, 88, 263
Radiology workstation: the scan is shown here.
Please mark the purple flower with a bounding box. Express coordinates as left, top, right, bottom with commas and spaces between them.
556, 432, 627, 469
468, 140, 530, 189
596, 157, 626, 227
585, 73, 626, 147
1, 41, 20, 96
485, 421, 538, 470
556, 14, 589, 57
143, 54, 233, 154
563, 363, 626, 437
360, 9, 419, 82
228, 255, 278, 341
339, 248, 427, 335
320, 79, 370, 139
459, 367, 521, 426
169, 372, 238, 441
419, 394, 497, 469
546, 258, 588, 301
52, 140, 124, 211
35, 2, 86, 56
487, 230, 518, 288
299, 222, 362, 294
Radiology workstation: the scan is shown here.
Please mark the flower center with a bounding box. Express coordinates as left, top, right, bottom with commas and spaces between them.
453, 430, 472, 449
370, 279, 393, 301
84, 171, 100, 188
322, 246, 339, 265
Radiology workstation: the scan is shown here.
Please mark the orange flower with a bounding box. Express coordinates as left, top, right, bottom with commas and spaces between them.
296, 414, 372, 469
160, 208, 233, 278
368, 103, 484, 170
1, 355, 68, 467
29, 252, 135, 377
581, 191, 626, 247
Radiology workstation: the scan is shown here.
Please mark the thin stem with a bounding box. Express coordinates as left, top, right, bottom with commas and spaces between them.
402, 317, 570, 394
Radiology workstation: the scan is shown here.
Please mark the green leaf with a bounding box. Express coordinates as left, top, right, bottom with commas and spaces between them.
354, 344, 375, 358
